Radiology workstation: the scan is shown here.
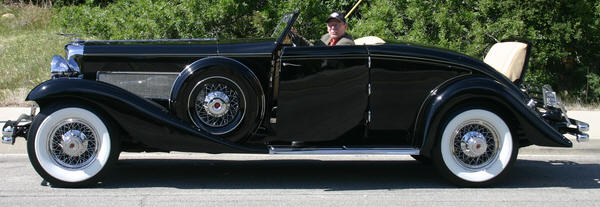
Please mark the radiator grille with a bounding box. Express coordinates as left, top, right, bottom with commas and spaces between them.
97, 72, 179, 99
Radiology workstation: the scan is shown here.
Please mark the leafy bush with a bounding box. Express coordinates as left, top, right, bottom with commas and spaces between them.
585, 72, 600, 103
3, 0, 114, 7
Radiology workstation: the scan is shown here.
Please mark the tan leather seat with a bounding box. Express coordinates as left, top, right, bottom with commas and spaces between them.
354, 36, 386, 45
483, 42, 529, 82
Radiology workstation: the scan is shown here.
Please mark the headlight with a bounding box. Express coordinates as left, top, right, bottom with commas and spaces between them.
51, 42, 83, 78
50, 55, 80, 77
50, 55, 70, 74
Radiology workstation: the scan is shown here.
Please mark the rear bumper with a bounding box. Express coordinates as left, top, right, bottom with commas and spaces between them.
567, 119, 589, 142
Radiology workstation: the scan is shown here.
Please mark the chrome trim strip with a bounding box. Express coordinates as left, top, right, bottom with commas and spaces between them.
85, 53, 217, 57
282, 62, 302, 67
217, 53, 273, 56
280, 55, 367, 60
98, 71, 181, 75
84, 53, 272, 57
85, 38, 218, 43
269, 146, 420, 155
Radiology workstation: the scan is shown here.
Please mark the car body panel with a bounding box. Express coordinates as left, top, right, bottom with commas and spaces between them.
272, 46, 369, 142
26, 78, 266, 153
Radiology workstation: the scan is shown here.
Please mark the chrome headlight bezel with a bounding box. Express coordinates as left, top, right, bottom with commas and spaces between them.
51, 42, 83, 77
50, 55, 70, 74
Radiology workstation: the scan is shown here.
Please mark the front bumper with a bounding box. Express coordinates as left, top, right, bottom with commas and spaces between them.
2, 106, 35, 145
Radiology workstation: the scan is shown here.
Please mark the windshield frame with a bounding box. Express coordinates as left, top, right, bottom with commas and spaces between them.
275, 11, 300, 45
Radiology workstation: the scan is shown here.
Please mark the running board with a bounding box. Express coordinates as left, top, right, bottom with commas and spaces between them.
268, 146, 420, 155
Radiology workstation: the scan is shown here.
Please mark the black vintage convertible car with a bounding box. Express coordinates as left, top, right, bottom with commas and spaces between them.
2, 11, 590, 187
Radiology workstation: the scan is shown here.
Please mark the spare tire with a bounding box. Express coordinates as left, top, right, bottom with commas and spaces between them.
173, 66, 263, 143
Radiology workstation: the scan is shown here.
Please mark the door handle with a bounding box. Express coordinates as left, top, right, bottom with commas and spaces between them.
282, 62, 302, 67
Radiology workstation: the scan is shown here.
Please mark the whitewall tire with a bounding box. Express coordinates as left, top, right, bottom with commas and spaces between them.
27, 104, 120, 187
433, 108, 518, 187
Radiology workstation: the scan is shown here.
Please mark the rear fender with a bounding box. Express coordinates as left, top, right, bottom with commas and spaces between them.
415, 76, 572, 157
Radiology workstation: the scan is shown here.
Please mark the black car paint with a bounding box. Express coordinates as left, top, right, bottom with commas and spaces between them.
273, 46, 369, 143
25, 34, 573, 153
27, 78, 266, 153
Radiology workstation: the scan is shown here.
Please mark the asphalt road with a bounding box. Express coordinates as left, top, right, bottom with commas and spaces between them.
2, 108, 599, 206
1, 153, 599, 207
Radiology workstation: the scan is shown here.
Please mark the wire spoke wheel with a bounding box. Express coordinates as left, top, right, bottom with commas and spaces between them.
450, 121, 500, 169
28, 105, 120, 187
188, 76, 246, 135
434, 108, 517, 187
49, 119, 99, 169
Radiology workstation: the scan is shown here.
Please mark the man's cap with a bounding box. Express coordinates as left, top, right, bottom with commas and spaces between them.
326, 12, 346, 23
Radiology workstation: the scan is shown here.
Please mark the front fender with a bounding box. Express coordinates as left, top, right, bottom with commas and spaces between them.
415, 76, 572, 157
26, 78, 266, 153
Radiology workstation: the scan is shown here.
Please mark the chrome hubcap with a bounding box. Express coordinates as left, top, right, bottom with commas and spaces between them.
49, 119, 98, 169
60, 130, 89, 157
460, 131, 488, 157
203, 91, 230, 117
451, 120, 499, 169
190, 76, 245, 133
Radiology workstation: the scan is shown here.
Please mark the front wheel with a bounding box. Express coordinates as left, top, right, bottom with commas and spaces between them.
27, 103, 120, 187
432, 108, 518, 187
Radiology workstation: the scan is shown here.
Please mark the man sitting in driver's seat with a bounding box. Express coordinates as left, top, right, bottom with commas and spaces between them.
319, 12, 354, 46
292, 12, 354, 46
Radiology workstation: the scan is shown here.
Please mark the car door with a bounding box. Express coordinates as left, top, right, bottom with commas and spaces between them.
367, 44, 467, 144
273, 45, 369, 142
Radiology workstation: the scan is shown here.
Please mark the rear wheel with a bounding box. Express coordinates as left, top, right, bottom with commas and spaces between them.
432, 108, 518, 187
27, 103, 120, 187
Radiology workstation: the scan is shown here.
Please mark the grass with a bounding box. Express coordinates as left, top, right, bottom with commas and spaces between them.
0, 4, 68, 106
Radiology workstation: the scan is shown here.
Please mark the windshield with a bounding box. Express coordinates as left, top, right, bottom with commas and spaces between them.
272, 11, 299, 44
